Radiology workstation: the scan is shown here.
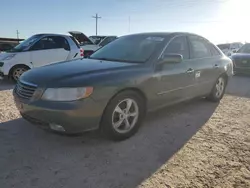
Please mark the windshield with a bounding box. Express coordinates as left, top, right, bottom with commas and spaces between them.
90, 35, 165, 63
8, 35, 41, 52
217, 44, 230, 50
237, 44, 250, 54
89, 36, 106, 45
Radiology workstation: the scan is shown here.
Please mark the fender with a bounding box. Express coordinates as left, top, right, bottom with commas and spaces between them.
2, 61, 33, 76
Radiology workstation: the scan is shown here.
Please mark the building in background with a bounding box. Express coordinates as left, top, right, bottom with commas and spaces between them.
0, 37, 24, 52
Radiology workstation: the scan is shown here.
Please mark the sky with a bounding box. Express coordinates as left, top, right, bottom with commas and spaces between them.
1, 0, 249, 44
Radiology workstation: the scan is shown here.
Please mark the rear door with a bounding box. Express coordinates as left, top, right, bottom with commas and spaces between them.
30, 36, 70, 67
153, 35, 195, 107
187, 36, 220, 96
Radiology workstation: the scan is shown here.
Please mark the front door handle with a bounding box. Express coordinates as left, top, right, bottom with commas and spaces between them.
214, 64, 219, 68
186, 68, 194, 74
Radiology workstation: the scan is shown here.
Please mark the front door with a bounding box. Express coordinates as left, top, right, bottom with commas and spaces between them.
30, 36, 70, 67
152, 35, 195, 108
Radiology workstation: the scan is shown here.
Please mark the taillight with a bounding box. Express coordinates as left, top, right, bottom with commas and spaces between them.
80, 48, 84, 57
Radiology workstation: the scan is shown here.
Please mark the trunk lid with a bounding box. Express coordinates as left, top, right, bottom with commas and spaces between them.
68, 31, 94, 45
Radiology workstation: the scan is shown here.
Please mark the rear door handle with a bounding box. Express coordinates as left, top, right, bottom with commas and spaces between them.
186, 68, 194, 74
214, 64, 219, 68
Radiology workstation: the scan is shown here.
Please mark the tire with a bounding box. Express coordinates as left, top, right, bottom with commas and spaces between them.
100, 91, 145, 141
10, 65, 29, 82
207, 75, 227, 102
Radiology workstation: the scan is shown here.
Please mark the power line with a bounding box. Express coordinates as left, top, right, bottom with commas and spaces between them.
92, 13, 101, 36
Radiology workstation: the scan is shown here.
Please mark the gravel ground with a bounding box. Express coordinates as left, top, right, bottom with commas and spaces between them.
0, 76, 249, 188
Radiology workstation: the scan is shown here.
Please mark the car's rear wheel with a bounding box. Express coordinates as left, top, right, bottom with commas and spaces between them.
101, 91, 145, 141
11, 65, 29, 82
207, 76, 227, 102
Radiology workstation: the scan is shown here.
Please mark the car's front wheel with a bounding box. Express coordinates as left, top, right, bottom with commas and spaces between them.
207, 75, 227, 102
11, 65, 29, 82
101, 91, 145, 141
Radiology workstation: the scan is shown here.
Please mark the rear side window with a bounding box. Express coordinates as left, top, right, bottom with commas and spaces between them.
70, 36, 80, 48
210, 44, 221, 56
189, 36, 211, 58
217, 44, 230, 50
163, 36, 189, 59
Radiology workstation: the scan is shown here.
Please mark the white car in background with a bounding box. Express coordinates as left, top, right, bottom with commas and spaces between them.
217, 42, 243, 57
69, 32, 117, 57
0, 33, 83, 81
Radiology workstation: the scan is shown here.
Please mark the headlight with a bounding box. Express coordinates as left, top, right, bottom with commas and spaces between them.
1, 54, 16, 60
42, 87, 93, 101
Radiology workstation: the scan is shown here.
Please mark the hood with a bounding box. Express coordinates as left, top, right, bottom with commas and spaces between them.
231, 53, 250, 60
20, 59, 139, 86
0, 52, 16, 60
68, 31, 94, 45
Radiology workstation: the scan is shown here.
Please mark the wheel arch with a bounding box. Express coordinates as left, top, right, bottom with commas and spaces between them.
219, 72, 229, 85
99, 87, 148, 125
8, 64, 31, 78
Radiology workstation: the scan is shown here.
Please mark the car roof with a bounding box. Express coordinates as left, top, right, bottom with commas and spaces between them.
122, 32, 208, 40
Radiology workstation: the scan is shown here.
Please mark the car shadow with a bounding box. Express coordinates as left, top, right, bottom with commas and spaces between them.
0, 99, 218, 188
0, 79, 15, 91
226, 75, 250, 98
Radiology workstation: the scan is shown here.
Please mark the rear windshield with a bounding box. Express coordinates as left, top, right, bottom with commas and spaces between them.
70, 36, 80, 48
237, 44, 250, 54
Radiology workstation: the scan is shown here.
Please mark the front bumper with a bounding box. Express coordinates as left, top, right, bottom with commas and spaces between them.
13, 94, 105, 134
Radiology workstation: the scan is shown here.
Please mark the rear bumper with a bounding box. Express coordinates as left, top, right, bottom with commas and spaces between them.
0, 71, 4, 80
234, 67, 250, 75
13, 94, 106, 134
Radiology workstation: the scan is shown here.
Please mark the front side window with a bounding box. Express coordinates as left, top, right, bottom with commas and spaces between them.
162, 36, 189, 59
210, 44, 221, 56
90, 35, 165, 63
31, 36, 69, 51
189, 36, 211, 58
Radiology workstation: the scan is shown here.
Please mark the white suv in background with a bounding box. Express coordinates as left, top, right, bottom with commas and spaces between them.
217, 42, 243, 57
0, 33, 83, 81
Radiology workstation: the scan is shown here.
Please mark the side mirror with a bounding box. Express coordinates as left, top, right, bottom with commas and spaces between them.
160, 54, 183, 64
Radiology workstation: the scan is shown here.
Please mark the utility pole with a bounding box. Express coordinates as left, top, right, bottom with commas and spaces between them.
16, 30, 20, 43
128, 16, 131, 33
16, 30, 19, 40
92, 13, 101, 35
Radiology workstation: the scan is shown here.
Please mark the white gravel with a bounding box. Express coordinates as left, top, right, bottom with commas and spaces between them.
0, 76, 249, 188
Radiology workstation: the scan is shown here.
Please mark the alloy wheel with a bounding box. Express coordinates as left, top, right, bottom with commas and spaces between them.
215, 77, 225, 98
112, 98, 139, 134
13, 68, 26, 81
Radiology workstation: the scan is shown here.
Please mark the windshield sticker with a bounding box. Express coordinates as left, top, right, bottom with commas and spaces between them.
146, 37, 164, 42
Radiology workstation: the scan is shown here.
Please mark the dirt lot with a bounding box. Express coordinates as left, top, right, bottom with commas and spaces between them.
0, 76, 249, 188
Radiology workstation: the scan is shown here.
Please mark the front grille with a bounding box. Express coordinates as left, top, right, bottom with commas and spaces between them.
14, 80, 37, 100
